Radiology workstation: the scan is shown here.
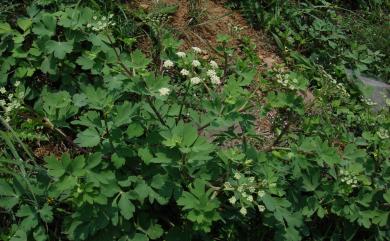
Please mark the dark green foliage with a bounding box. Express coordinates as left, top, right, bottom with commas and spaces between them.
0, 1, 389, 241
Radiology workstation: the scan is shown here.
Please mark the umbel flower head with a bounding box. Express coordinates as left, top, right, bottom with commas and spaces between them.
192, 47, 202, 53
87, 14, 115, 32
210, 60, 218, 69
176, 52, 186, 58
210, 75, 221, 85
158, 87, 170, 96
163, 60, 174, 68
229, 196, 237, 204
180, 69, 190, 76
240, 207, 247, 216
190, 77, 202, 85
192, 60, 201, 67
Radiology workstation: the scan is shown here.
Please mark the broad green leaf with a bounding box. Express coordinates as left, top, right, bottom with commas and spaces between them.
118, 193, 135, 220
33, 226, 48, 241
0, 22, 12, 34
32, 14, 56, 37
130, 233, 148, 241
128, 49, 150, 69
45, 40, 73, 59
0, 179, 19, 209
112, 153, 126, 169
113, 102, 137, 127
145, 223, 163, 239
126, 123, 144, 138
39, 203, 53, 223
17, 18, 32, 32
10, 230, 27, 241
76, 53, 95, 70
75, 128, 101, 147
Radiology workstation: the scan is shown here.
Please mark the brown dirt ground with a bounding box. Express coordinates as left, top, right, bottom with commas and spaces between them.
137, 0, 282, 68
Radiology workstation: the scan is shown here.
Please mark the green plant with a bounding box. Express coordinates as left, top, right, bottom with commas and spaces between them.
0, 1, 389, 241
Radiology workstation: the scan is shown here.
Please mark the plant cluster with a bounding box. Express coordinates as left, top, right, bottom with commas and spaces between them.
229, 0, 389, 82
0, 1, 389, 241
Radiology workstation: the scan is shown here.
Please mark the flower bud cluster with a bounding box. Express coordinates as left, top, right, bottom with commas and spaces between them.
376, 128, 389, 139
0, 82, 23, 123
339, 169, 358, 188
87, 14, 115, 32
224, 172, 268, 216
360, 96, 377, 106
275, 73, 299, 90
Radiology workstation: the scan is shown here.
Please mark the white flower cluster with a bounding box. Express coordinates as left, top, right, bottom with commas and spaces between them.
224, 172, 268, 216
176, 52, 186, 58
192, 47, 202, 53
163, 60, 174, 68
87, 14, 115, 32
180, 69, 190, 76
0, 81, 22, 123
207, 69, 221, 85
360, 96, 377, 106
339, 169, 358, 188
335, 82, 350, 97
275, 73, 299, 90
376, 128, 389, 139
192, 60, 201, 67
209, 60, 218, 69
158, 87, 170, 96
190, 77, 202, 85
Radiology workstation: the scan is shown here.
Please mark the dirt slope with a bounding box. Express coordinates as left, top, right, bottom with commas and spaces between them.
136, 0, 282, 67
161, 0, 282, 67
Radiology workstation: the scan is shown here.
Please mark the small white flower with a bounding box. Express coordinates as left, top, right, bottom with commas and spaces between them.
257, 190, 265, 198
224, 182, 233, 190
248, 186, 256, 193
0, 87, 6, 94
234, 172, 241, 180
109, 14, 114, 19
0, 100, 6, 106
192, 47, 202, 53
229, 196, 237, 204
240, 207, 247, 216
176, 52, 186, 58
246, 195, 254, 202
14, 81, 20, 87
93, 16, 98, 20
206, 69, 217, 77
163, 60, 174, 68
257, 205, 266, 212
180, 69, 190, 76
190, 77, 202, 85
210, 60, 218, 69
237, 186, 244, 192
210, 75, 221, 85
102, 16, 107, 21
158, 87, 170, 96
192, 60, 201, 67
248, 177, 255, 183
87, 23, 92, 28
